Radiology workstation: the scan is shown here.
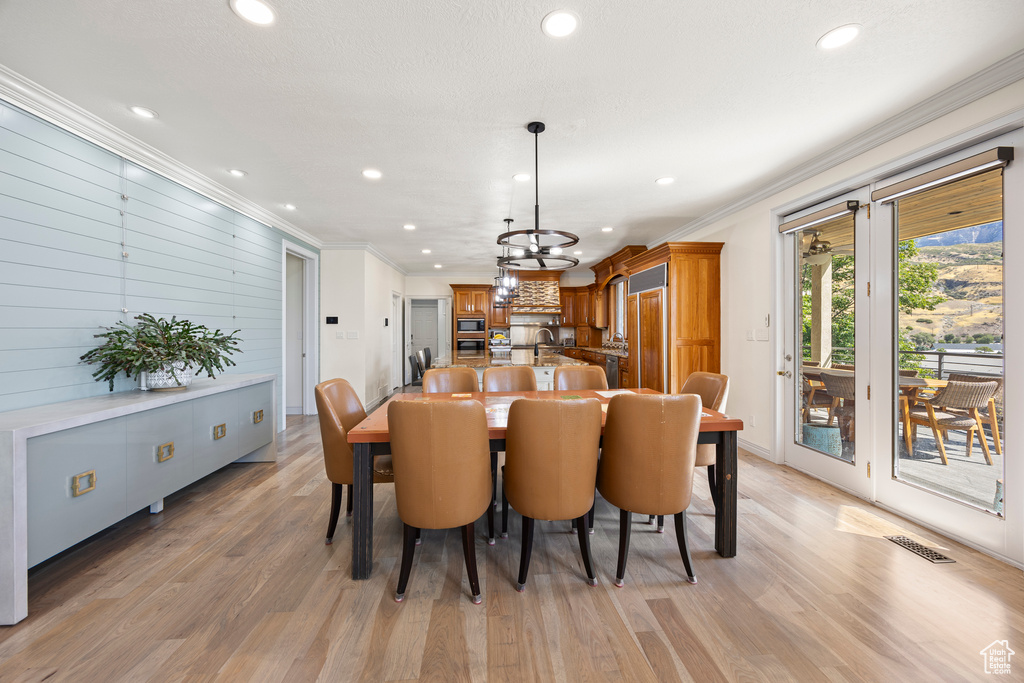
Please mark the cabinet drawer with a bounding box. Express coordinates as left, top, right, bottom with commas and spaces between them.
236, 383, 273, 456
126, 402, 194, 512
27, 418, 127, 567
193, 392, 239, 478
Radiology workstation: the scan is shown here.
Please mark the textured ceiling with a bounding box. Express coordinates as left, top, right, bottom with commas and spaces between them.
1, 1, 1022, 275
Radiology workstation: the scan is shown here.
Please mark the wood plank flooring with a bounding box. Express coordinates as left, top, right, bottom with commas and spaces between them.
2, 415, 1023, 682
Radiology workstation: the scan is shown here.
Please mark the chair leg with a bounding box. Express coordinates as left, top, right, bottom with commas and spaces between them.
395, 523, 418, 602
487, 491, 495, 546
346, 484, 353, 516
500, 472, 510, 539
673, 511, 697, 584
491, 452, 498, 508
989, 400, 1002, 456
706, 465, 719, 508
972, 408, 993, 465
656, 515, 664, 533
462, 522, 482, 605
326, 482, 343, 544
588, 501, 595, 535
516, 517, 535, 592
615, 509, 632, 588
930, 424, 949, 466
648, 515, 656, 526
965, 427, 974, 459
576, 514, 597, 586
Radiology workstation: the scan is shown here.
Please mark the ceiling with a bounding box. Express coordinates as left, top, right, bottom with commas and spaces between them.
1, 1, 1022, 276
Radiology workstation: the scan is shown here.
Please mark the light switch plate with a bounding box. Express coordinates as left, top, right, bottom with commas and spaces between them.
346, 330, 359, 339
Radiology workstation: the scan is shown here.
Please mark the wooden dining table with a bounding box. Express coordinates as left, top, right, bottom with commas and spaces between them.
346, 388, 745, 580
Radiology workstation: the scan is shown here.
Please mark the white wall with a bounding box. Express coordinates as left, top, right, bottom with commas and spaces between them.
285, 253, 304, 413
681, 79, 1024, 456
320, 250, 367, 401
364, 252, 406, 406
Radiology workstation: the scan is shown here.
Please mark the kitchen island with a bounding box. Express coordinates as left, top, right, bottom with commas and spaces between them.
432, 349, 585, 390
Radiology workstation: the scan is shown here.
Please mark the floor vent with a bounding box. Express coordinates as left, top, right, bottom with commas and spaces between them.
884, 535, 955, 563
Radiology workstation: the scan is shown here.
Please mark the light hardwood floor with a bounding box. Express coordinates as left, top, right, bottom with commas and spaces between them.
2, 414, 1023, 682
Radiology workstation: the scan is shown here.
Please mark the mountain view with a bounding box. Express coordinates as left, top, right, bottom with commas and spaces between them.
901, 223, 1003, 348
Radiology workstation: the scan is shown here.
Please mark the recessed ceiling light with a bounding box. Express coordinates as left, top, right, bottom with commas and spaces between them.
422, 249, 432, 254
434, 264, 443, 269
513, 173, 530, 182
362, 169, 382, 180
655, 177, 675, 185
542, 10, 579, 38
228, 169, 247, 177
229, 0, 276, 26
404, 224, 416, 230
601, 227, 613, 232
283, 203, 296, 210
129, 106, 158, 119
573, 250, 582, 255
817, 24, 861, 50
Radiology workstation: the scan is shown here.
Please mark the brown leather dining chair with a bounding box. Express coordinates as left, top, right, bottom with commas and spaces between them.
388, 399, 492, 604
422, 367, 479, 394
314, 379, 394, 545
554, 365, 608, 391
651, 371, 729, 532
597, 393, 702, 587
502, 398, 602, 591
482, 366, 537, 392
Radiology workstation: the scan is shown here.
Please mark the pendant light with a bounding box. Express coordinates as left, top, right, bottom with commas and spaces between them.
494, 219, 519, 308
497, 122, 579, 270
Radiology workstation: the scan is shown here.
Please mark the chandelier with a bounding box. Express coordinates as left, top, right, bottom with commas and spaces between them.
497, 122, 579, 270
493, 219, 519, 309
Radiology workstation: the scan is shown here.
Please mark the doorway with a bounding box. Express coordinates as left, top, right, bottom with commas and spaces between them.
404, 297, 450, 384
281, 242, 319, 420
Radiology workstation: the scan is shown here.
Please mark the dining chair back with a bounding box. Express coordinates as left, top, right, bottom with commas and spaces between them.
408, 355, 423, 386
422, 367, 479, 393
596, 393, 702, 586
678, 372, 730, 518
482, 366, 537, 392
314, 379, 394, 545
908, 380, 998, 465
388, 399, 491, 604
553, 365, 608, 391
423, 347, 432, 370
503, 398, 602, 590
416, 349, 428, 375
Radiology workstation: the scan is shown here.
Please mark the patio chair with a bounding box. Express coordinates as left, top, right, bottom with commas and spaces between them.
819, 372, 855, 441
907, 380, 998, 465
946, 373, 1003, 456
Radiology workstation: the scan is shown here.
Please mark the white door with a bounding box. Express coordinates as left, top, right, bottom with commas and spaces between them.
411, 301, 438, 363
779, 188, 873, 498
872, 130, 1021, 563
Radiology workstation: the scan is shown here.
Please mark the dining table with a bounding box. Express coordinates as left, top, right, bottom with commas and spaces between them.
346, 388, 745, 580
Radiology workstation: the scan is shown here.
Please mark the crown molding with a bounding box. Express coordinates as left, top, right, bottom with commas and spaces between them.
657, 48, 1024, 245
319, 242, 409, 275
0, 64, 322, 250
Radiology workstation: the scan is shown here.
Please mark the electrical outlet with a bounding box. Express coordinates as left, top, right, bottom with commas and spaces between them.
750, 414, 757, 427
746, 329, 754, 341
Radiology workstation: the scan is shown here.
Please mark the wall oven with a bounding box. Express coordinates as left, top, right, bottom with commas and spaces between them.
457, 318, 486, 333
456, 339, 486, 354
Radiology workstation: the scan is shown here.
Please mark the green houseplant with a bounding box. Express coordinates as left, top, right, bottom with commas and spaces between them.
80, 314, 242, 391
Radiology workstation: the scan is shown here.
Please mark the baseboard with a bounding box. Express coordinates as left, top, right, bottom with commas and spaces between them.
285, 405, 303, 415
738, 437, 772, 462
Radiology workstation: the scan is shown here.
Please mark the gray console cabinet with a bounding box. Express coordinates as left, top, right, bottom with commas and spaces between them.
0, 374, 276, 625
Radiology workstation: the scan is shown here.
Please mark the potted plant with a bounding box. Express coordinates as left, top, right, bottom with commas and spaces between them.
80, 314, 242, 391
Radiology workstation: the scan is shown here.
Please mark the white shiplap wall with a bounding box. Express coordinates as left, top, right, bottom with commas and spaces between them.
0, 101, 314, 419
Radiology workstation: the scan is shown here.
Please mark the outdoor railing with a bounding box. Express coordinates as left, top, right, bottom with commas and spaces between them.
803, 347, 1004, 380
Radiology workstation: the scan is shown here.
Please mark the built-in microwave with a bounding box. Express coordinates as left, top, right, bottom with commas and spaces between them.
457, 318, 486, 333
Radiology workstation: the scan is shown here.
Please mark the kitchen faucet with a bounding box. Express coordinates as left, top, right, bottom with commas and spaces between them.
534, 328, 555, 356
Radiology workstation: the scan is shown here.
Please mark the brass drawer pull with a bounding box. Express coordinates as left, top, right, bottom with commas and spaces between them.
72, 470, 96, 497
213, 424, 227, 440
157, 441, 175, 463
253, 410, 263, 424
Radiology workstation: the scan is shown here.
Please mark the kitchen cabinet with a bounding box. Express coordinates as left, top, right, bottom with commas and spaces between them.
452, 285, 489, 316
575, 290, 590, 326
592, 286, 607, 329
618, 356, 632, 388
564, 347, 583, 360
581, 350, 606, 367
559, 288, 576, 326
624, 242, 723, 394
488, 287, 509, 327
575, 325, 591, 348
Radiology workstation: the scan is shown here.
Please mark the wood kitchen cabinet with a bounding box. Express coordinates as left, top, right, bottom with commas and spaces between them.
559, 288, 576, 326
575, 290, 590, 327
624, 242, 723, 394
591, 285, 607, 329
451, 285, 489, 316
488, 288, 509, 327
575, 325, 591, 348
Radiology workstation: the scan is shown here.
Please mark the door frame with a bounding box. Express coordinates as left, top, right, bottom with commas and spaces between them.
403, 296, 451, 384
280, 241, 319, 420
